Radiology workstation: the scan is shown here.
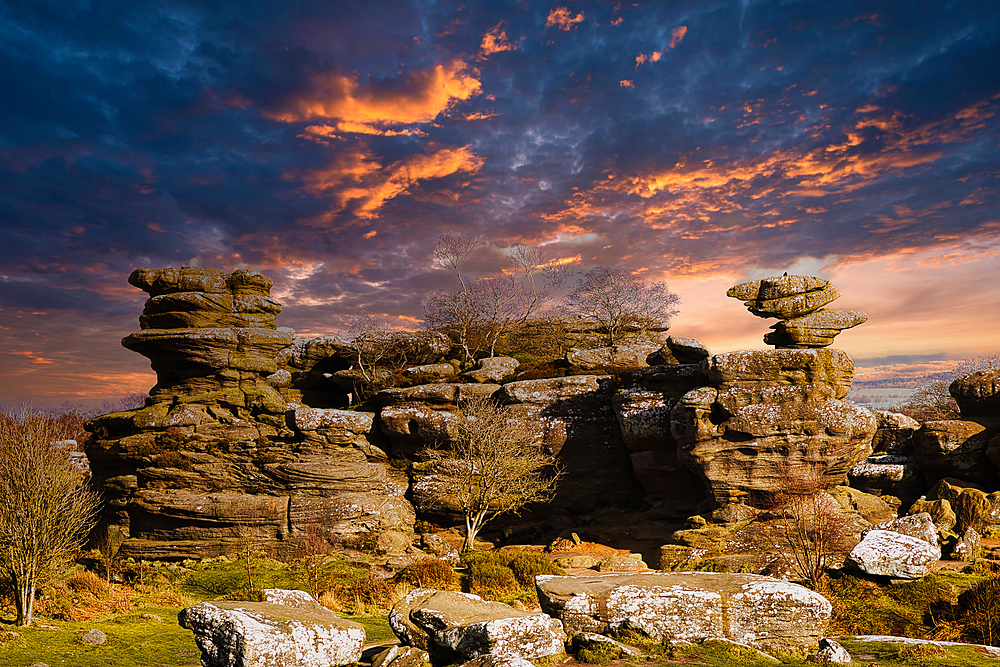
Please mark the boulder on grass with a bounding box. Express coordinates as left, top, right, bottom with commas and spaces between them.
178, 589, 365, 667
535, 572, 831, 651
389, 589, 565, 662
845, 530, 941, 579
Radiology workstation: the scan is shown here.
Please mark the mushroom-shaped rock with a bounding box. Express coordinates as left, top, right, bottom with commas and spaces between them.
389, 589, 566, 662
535, 572, 831, 651
845, 530, 941, 579
178, 589, 365, 667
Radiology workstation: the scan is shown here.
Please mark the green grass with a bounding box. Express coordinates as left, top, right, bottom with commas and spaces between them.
343, 613, 395, 644
0, 606, 201, 667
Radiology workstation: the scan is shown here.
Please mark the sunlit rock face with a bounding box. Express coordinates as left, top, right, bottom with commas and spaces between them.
85, 267, 415, 559
671, 349, 876, 506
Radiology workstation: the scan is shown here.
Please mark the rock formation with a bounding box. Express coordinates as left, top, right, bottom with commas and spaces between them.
86, 267, 415, 558
535, 572, 831, 651
179, 589, 366, 667
726, 274, 866, 348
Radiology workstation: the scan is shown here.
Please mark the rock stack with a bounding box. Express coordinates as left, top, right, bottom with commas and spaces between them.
726, 275, 866, 348
85, 267, 415, 559
671, 275, 876, 505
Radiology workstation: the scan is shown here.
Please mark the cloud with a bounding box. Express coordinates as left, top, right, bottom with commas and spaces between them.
265, 59, 481, 125
668, 26, 687, 49
480, 23, 518, 56
546, 7, 585, 31
296, 145, 485, 219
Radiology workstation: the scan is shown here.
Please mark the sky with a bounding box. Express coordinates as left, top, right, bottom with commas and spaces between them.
2, 0, 999, 406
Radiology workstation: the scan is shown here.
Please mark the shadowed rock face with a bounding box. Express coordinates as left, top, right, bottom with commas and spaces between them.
86, 267, 415, 558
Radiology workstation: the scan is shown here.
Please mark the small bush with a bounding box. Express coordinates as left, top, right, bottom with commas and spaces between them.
958, 573, 1000, 646
507, 552, 563, 586
467, 562, 518, 598
396, 559, 457, 589
822, 573, 959, 638
66, 571, 111, 599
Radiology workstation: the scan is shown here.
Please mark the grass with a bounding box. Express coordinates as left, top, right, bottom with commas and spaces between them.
0, 606, 201, 667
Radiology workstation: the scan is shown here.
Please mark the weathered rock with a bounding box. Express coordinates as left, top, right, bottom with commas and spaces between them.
554, 555, 600, 569
569, 632, 641, 657
566, 341, 663, 371
846, 530, 940, 579
912, 421, 998, 488
906, 498, 957, 541
421, 533, 460, 562
380, 403, 463, 458
951, 367, 1000, 422
458, 656, 536, 667
829, 486, 899, 526
848, 454, 923, 506
597, 554, 648, 572
951, 527, 981, 561
463, 357, 520, 383
406, 364, 457, 380
865, 513, 938, 546
809, 638, 851, 664
924, 478, 1000, 532
726, 275, 866, 349
872, 410, 920, 454
80, 629, 107, 646
178, 590, 366, 667
536, 572, 831, 651
665, 336, 711, 364
372, 645, 431, 667
389, 589, 565, 661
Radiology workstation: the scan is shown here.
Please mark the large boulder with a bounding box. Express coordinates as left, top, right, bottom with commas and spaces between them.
566, 341, 664, 371
912, 421, 998, 488
389, 589, 565, 662
871, 411, 920, 455
178, 589, 365, 667
463, 357, 520, 383
951, 367, 1000, 423
845, 530, 941, 579
535, 572, 831, 651
847, 454, 923, 507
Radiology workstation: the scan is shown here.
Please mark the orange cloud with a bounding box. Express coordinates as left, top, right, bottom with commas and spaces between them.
480, 23, 518, 56
635, 53, 647, 68
267, 59, 481, 125
650, 51, 662, 62
302, 122, 428, 140
620, 80, 634, 88
298, 145, 484, 219
546, 7, 585, 31
669, 26, 687, 49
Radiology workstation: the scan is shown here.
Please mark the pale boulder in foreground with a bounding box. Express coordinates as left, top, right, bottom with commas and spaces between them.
178, 589, 365, 667
389, 588, 566, 661
535, 572, 831, 651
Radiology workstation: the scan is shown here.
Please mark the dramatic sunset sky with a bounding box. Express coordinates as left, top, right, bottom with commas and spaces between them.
2, 1, 999, 406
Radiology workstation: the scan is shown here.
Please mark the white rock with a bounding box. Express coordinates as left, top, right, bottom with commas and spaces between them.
536, 572, 831, 651
178, 592, 365, 667
846, 529, 941, 579
866, 512, 938, 546
809, 638, 851, 663
463, 357, 520, 383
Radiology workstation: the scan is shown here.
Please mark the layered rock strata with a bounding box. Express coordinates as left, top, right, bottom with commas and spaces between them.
726, 274, 866, 348
86, 267, 415, 558
671, 348, 876, 505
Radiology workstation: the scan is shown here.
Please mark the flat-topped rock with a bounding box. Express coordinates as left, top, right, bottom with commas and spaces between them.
535, 572, 831, 651
178, 591, 365, 667
846, 530, 941, 579
389, 589, 565, 661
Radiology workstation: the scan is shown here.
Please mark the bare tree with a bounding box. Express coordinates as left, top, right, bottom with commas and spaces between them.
422, 397, 562, 552
567, 266, 680, 347
898, 355, 1000, 421
433, 233, 483, 291
758, 466, 855, 587
0, 407, 99, 626
346, 309, 399, 382
422, 283, 488, 361
505, 244, 567, 324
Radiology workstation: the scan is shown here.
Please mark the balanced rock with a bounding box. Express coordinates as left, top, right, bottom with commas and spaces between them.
846, 530, 940, 579
178, 589, 365, 667
727, 275, 866, 349
389, 589, 565, 662
535, 572, 831, 651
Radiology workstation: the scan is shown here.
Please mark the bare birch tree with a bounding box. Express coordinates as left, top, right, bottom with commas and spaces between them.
567, 266, 680, 347
423, 397, 562, 552
0, 407, 99, 626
